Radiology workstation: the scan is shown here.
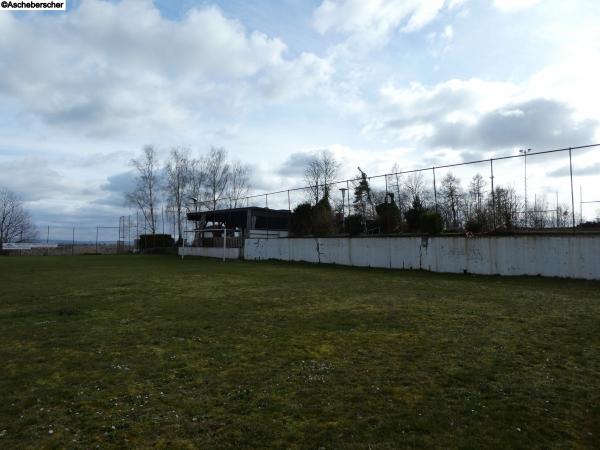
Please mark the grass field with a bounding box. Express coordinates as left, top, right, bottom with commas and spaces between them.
0, 255, 599, 448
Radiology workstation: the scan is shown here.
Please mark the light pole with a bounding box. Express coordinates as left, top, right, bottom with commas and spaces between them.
519, 148, 531, 227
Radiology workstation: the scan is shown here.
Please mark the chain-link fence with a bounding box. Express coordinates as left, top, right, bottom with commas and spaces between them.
7, 143, 600, 257
213, 143, 600, 232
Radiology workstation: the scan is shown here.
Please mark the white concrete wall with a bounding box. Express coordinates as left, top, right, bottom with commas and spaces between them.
179, 246, 240, 259
244, 235, 600, 280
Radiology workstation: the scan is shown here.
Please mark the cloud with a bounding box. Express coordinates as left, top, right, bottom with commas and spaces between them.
364, 78, 517, 142
427, 24, 454, 54
493, 0, 541, 12
0, 1, 330, 137
547, 162, 600, 178
428, 99, 597, 150
362, 76, 598, 155
277, 151, 323, 177
258, 53, 334, 101
0, 157, 67, 201
313, 0, 455, 43
93, 171, 136, 207
100, 171, 136, 193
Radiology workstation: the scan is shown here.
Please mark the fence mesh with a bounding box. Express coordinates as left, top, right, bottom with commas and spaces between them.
6, 144, 600, 256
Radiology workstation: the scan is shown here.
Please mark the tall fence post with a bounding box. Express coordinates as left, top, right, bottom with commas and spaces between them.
72, 227, 75, 255
287, 190, 291, 212
136, 211, 139, 248
580, 185, 583, 225
555, 192, 559, 228
346, 180, 351, 216
569, 147, 575, 229
432, 167, 438, 214
222, 223, 226, 262
395, 173, 401, 216
266, 194, 270, 238
95, 226, 99, 254
490, 159, 496, 230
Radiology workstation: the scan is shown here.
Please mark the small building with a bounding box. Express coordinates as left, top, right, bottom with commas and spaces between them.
186, 206, 290, 241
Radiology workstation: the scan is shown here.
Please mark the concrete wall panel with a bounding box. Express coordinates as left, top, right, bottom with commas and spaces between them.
244, 235, 600, 280
179, 246, 240, 259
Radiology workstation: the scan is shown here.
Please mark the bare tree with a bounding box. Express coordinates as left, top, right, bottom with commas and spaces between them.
227, 161, 250, 208
0, 188, 36, 247
388, 163, 409, 217
164, 147, 190, 241
469, 174, 486, 211
489, 186, 521, 230
188, 156, 206, 212
403, 172, 428, 204
530, 195, 550, 229
440, 173, 463, 228
304, 150, 340, 203
205, 147, 230, 211
126, 146, 161, 235
556, 204, 571, 228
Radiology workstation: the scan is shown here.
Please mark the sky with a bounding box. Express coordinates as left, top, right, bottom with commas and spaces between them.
0, 0, 599, 236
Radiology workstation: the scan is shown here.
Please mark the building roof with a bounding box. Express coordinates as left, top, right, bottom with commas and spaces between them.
187, 206, 290, 230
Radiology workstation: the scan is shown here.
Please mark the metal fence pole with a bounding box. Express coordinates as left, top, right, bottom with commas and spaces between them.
72, 227, 75, 255
524, 151, 528, 228
432, 167, 438, 213
555, 192, 559, 228
346, 180, 351, 216
287, 190, 291, 212
96, 226, 99, 253
222, 223, 226, 262
580, 185, 583, 225
395, 173, 401, 212
266, 194, 270, 239
490, 159, 496, 229
569, 147, 575, 229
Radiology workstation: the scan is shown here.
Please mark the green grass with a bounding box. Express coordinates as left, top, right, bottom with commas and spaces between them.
0, 255, 599, 449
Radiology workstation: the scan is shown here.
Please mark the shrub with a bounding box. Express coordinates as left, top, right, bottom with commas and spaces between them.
420, 213, 444, 234
311, 198, 335, 236
345, 214, 364, 235
404, 196, 425, 232
290, 203, 313, 236
375, 201, 401, 234
138, 234, 174, 249
465, 218, 483, 233
290, 199, 335, 236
